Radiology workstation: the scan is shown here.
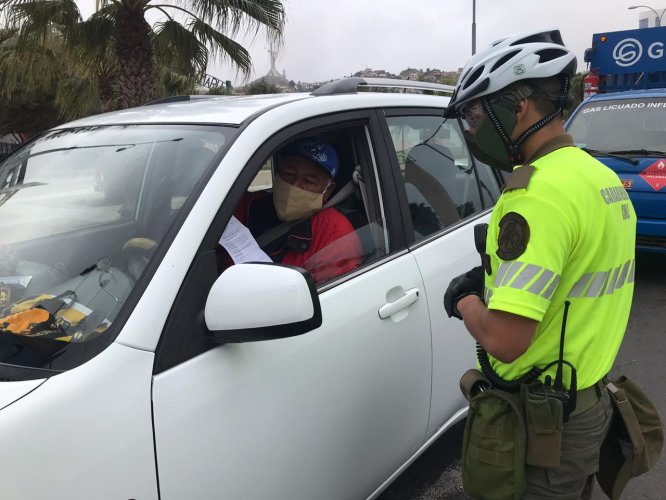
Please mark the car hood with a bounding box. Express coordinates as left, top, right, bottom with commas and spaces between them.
0, 378, 46, 410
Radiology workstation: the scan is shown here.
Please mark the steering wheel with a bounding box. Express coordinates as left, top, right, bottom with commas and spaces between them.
121, 238, 157, 281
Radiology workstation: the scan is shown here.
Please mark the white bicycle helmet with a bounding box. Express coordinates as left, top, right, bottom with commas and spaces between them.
445, 28, 577, 118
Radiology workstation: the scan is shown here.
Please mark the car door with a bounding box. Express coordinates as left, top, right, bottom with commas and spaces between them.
151, 111, 432, 500
380, 109, 503, 438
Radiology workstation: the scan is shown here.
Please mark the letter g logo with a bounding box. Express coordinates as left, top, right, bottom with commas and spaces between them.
613, 38, 643, 67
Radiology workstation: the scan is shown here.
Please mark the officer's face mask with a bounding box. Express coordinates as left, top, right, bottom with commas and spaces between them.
272, 173, 331, 222
461, 97, 519, 173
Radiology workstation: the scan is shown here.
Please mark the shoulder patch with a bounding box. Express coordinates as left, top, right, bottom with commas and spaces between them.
496, 212, 530, 261
503, 164, 535, 192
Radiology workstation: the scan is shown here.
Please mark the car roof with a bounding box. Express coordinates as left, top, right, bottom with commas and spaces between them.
55, 78, 454, 129
584, 88, 666, 102
59, 93, 311, 128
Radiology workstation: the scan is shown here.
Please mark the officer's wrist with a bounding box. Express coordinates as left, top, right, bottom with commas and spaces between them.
456, 294, 482, 318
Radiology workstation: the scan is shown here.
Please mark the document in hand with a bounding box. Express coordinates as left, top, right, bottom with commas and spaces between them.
218, 216, 272, 264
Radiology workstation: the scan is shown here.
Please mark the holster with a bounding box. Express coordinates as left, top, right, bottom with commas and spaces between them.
459, 368, 491, 402
521, 383, 563, 468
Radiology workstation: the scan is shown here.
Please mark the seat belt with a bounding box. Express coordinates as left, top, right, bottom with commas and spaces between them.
255, 179, 358, 248
353, 165, 384, 253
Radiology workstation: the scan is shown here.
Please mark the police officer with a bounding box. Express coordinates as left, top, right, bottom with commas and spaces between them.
443, 28, 636, 498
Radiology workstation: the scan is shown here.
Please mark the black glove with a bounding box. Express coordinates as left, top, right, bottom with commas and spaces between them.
444, 266, 484, 320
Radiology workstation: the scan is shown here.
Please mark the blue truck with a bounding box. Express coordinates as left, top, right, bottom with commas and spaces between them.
565, 26, 666, 253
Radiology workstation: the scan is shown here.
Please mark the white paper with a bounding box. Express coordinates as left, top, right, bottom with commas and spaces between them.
219, 216, 272, 264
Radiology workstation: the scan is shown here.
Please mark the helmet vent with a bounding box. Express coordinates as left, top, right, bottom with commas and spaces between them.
463, 66, 485, 90
511, 30, 564, 47
490, 50, 520, 73
535, 48, 568, 63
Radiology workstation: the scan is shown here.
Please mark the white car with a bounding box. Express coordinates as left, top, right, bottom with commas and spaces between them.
0, 78, 504, 500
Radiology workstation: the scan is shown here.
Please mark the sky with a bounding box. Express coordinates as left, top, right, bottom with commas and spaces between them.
78, 0, 663, 86
218, 0, 663, 86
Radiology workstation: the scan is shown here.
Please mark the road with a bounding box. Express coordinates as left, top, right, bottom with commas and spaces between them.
379, 251, 666, 500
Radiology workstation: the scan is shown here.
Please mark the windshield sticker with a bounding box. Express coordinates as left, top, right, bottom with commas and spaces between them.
0, 276, 33, 288
0, 284, 10, 308
582, 101, 666, 114
640, 159, 666, 192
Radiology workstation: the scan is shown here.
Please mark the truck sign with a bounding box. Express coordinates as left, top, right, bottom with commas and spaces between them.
588, 26, 666, 75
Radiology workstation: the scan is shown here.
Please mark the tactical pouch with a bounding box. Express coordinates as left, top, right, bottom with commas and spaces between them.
461, 386, 526, 500
596, 375, 664, 500
520, 383, 563, 468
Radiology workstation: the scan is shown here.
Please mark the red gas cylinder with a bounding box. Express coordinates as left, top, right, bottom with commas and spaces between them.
583, 71, 600, 99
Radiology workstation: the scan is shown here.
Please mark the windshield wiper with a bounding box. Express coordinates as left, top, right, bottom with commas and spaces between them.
581, 148, 638, 165
607, 149, 666, 157
19, 137, 183, 160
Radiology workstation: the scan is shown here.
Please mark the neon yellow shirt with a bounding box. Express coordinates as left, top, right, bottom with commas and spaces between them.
484, 136, 636, 389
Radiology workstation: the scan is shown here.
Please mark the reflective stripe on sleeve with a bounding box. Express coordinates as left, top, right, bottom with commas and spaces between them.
569, 272, 593, 298
568, 259, 635, 299
510, 264, 542, 289
493, 261, 560, 299
585, 271, 608, 297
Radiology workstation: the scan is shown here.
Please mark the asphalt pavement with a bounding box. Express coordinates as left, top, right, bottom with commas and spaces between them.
379, 251, 666, 500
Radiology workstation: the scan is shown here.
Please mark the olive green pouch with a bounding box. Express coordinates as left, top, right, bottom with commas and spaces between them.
597, 376, 664, 500
520, 383, 563, 468
461, 387, 526, 500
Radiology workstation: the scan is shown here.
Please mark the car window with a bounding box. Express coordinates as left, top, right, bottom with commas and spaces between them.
0, 125, 231, 374
222, 124, 389, 285
386, 115, 485, 241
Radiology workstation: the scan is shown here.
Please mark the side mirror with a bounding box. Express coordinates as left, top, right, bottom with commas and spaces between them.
204, 263, 322, 343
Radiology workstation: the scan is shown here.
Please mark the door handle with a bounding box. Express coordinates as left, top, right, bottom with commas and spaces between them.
378, 288, 420, 319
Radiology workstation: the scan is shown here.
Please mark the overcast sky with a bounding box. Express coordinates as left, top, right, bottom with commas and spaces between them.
78, 0, 662, 86
212, 0, 660, 86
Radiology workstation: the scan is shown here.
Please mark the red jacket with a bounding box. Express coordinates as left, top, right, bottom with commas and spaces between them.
231, 191, 363, 283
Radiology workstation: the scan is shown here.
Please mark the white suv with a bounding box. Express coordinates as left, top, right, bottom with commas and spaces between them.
0, 78, 504, 500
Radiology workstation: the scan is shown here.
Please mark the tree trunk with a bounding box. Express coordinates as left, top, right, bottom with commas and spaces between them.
115, 0, 157, 109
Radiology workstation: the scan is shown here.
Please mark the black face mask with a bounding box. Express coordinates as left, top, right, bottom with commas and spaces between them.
463, 98, 519, 173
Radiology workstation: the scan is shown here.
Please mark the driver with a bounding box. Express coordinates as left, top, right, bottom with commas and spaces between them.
231, 137, 363, 283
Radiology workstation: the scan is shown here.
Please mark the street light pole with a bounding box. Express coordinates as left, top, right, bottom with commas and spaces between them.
472, 0, 477, 55
628, 5, 665, 27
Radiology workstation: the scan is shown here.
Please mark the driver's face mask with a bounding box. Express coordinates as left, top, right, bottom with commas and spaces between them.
272, 173, 331, 222
461, 95, 520, 172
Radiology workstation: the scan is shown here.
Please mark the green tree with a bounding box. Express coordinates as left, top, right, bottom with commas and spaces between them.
1, 0, 285, 112
242, 78, 279, 94
439, 74, 458, 86
564, 72, 584, 120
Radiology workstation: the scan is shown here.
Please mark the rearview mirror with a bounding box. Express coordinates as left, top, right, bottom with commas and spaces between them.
204, 263, 322, 343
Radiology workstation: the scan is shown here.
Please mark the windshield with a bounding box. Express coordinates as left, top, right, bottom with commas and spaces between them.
567, 97, 666, 152
0, 124, 233, 378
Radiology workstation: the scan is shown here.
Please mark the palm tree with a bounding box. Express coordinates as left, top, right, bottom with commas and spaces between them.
1, 0, 285, 111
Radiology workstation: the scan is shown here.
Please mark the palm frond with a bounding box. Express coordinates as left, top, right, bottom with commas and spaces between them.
55, 75, 100, 120
178, 0, 285, 39
0, 30, 65, 97
157, 66, 198, 96
153, 19, 208, 77
72, 12, 117, 60
189, 18, 252, 76
4, 0, 82, 41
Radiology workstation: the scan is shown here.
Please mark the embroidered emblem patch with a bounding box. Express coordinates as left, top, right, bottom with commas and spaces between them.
496, 212, 530, 260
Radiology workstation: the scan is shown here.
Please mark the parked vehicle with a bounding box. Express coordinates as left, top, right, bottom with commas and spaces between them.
0, 78, 504, 500
567, 26, 666, 252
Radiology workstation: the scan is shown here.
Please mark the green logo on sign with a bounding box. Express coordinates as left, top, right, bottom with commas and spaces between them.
514, 64, 526, 75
